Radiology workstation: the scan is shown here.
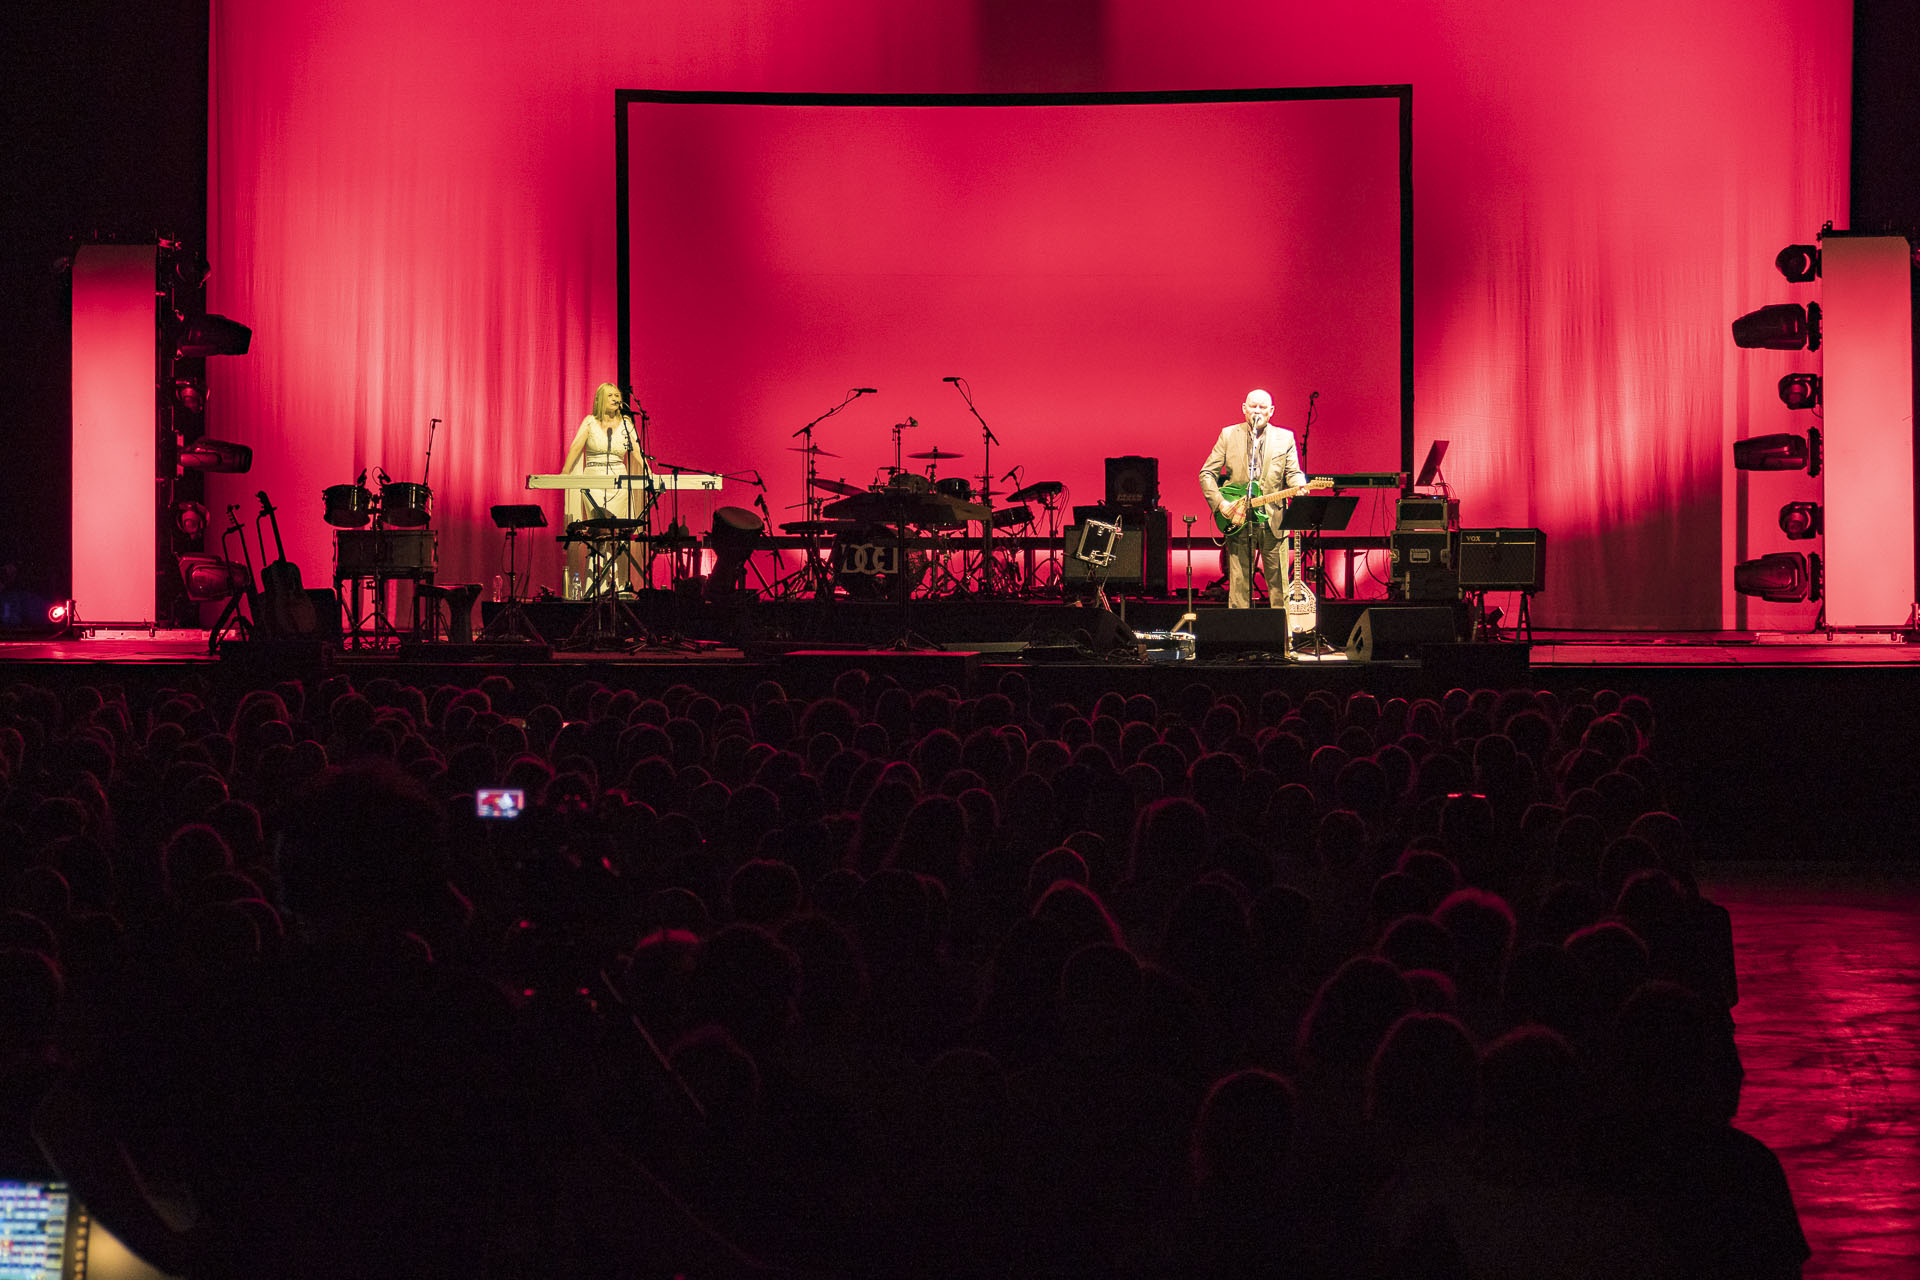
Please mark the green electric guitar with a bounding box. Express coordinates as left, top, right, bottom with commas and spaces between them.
1212, 476, 1334, 535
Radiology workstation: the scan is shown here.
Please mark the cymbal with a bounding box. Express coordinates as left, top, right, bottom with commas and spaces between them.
787, 445, 841, 457
810, 477, 867, 497
909, 448, 964, 460
1007, 480, 1064, 502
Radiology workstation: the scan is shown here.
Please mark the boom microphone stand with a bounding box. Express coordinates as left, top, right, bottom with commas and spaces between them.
943, 377, 999, 593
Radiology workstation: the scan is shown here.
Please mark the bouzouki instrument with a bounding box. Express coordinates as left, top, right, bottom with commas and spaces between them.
255, 491, 318, 637
1212, 476, 1334, 535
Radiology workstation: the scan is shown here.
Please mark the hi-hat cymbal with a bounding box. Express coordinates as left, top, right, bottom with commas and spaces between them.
787, 444, 841, 458
810, 477, 867, 497
909, 448, 964, 460
1007, 480, 1064, 502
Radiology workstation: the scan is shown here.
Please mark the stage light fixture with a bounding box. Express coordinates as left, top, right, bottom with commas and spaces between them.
177, 554, 252, 602
173, 501, 210, 539
1777, 373, 1821, 411
174, 314, 252, 358
1732, 302, 1821, 351
1733, 551, 1822, 603
1774, 244, 1820, 282
177, 439, 253, 474
1733, 428, 1821, 476
46, 600, 73, 625
1778, 502, 1822, 540
173, 376, 206, 413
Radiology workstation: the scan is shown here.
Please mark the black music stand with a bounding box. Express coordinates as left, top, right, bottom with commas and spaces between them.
479, 504, 548, 644
1278, 494, 1359, 654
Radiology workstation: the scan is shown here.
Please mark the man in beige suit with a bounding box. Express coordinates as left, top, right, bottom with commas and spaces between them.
1199, 388, 1310, 609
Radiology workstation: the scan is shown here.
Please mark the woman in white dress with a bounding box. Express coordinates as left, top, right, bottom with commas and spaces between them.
560, 382, 651, 596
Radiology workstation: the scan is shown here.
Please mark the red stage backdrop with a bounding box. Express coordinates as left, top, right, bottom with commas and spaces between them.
206, 0, 1849, 629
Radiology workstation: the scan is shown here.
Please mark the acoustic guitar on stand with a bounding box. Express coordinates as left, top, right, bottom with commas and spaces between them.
1211, 476, 1334, 536
255, 491, 318, 637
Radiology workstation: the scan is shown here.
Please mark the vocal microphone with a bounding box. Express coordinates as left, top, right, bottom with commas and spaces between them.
942, 376, 962, 384
853, 387, 878, 395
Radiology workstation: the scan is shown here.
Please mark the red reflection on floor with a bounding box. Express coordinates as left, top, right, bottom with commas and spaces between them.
1707, 878, 1920, 1279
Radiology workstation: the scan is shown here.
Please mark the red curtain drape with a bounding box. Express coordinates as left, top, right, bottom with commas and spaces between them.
207, 0, 1850, 628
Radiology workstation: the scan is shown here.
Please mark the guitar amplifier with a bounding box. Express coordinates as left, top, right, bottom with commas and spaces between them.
1457, 528, 1546, 592
1396, 497, 1459, 532
1065, 507, 1169, 594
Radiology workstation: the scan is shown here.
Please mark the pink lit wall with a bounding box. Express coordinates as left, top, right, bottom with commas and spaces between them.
71, 244, 156, 625
206, 0, 1851, 628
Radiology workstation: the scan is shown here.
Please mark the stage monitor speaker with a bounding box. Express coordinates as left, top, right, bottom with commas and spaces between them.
1063, 523, 1145, 585
1105, 455, 1159, 509
1193, 607, 1292, 655
1344, 606, 1459, 661
1457, 528, 1547, 592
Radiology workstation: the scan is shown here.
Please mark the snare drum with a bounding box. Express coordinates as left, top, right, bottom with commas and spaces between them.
322, 483, 373, 528
381, 481, 433, 527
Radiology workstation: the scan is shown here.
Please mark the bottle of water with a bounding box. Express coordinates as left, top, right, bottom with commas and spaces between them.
491, 574, 504, 603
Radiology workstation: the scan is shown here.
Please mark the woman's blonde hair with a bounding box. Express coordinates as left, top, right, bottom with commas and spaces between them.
591, 382, 623, 417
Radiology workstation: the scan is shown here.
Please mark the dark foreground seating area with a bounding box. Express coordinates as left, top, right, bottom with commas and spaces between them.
0, 669, 1808, 1278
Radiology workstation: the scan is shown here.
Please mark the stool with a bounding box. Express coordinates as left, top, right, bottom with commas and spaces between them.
417, 583, 484, 643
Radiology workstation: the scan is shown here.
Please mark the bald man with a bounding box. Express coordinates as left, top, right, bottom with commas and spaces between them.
1199, 389, 1309, 609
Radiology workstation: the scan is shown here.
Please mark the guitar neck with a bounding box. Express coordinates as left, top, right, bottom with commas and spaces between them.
1249, 481, 1325, 511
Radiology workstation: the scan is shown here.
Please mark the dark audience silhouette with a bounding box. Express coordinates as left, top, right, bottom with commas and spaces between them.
0, 670, 1807, 1278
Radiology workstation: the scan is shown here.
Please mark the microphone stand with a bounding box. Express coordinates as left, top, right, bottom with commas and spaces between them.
947, 378, 999, 594
621, 388, 652, 586
1295, 390, 1319, 599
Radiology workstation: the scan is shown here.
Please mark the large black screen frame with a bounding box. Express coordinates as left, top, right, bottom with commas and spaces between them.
613, 86, 1414, 488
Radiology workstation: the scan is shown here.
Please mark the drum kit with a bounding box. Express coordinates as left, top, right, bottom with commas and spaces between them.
776, 441, 1067, 600
323, 433, 440, 647
322, 472, 433, 531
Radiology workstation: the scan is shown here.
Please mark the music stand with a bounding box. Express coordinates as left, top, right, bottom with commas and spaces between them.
478, 504, 548, 644
1278, 494, 1359, 654
1414, 440, 1451, 490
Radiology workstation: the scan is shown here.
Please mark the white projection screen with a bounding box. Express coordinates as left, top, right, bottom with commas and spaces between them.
619, 89, 1410, 560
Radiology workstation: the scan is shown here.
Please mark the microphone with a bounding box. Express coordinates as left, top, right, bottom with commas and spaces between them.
749, 470, 767, 489
901, 417, 919, 429
942, 376, 962, 384
1001, 466, 1020, 482
853, 387, 878, 395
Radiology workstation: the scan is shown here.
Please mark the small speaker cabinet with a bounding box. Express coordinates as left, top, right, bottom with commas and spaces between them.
1104, 455, 1160, 509
1457, 528, 1547, 592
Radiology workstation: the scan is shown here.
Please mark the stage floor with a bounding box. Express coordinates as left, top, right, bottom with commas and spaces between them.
1706, 868, 1920, 1280
4, 626, 1918, 668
